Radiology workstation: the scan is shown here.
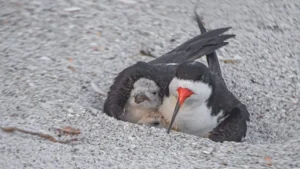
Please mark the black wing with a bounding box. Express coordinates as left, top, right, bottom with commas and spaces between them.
205, 70, 250, 142
193, 11, 250, 142
103, 62, 158, 119
148, 27, 234, 65
208, 103, 250, 142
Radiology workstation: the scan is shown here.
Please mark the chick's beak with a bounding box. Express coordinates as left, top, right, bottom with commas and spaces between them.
167, 87, 194, 134
134, 94, 150, 104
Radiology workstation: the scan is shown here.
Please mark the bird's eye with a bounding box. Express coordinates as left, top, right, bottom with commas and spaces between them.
152, 92, 157, 95
200, 75, 204, 81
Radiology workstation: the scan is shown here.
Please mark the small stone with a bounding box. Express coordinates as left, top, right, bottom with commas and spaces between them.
29, 83, 36, 87
90, 43, 98, 47
119, 0, 136, 4
90, 81, 107, 96
131, 144, 136, 149
128, 135, 135, 141
291, 98, 298, 104
39, 56, 51, 61
67, 114, 74, 117
203, 147, 214, 154
67, 109, 74, 113
64, 7, 81, 12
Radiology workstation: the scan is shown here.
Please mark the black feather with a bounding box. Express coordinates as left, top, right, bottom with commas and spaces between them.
208, 103, 250, 142
194, 10, 223, 77
148, 28, 233, 64
194, 10, 250, 142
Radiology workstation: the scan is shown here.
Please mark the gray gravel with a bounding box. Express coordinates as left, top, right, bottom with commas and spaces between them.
1, 0, 300, 168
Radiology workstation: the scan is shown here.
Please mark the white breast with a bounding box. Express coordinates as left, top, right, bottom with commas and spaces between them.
159, 95, 224, 137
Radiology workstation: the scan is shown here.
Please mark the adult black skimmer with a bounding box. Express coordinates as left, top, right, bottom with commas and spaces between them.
161, 12, 250, 142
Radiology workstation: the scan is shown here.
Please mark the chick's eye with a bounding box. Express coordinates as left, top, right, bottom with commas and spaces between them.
152, 92, 157, 95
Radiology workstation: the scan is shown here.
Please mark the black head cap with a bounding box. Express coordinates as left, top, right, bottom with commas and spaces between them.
175, 61, 211, 83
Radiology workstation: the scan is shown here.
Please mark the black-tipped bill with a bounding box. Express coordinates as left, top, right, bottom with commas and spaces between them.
167, 99, 181, 134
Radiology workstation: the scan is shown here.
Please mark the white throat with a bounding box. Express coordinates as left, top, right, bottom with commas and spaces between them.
159, 78, 224, 137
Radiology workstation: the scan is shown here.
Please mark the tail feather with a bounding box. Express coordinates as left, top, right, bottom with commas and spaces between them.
193, 12, 207, 34
194, 10, 224, 77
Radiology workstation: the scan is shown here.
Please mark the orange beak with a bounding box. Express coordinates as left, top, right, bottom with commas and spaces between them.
167, 87, 194, 134
177, 87, 194, 106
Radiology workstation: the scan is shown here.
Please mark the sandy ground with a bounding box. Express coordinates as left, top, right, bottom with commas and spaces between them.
0, 0, 300, 168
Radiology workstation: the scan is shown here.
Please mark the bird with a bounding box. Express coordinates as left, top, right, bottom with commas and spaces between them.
103, 14, 235, 128
161, 12, 250, 142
